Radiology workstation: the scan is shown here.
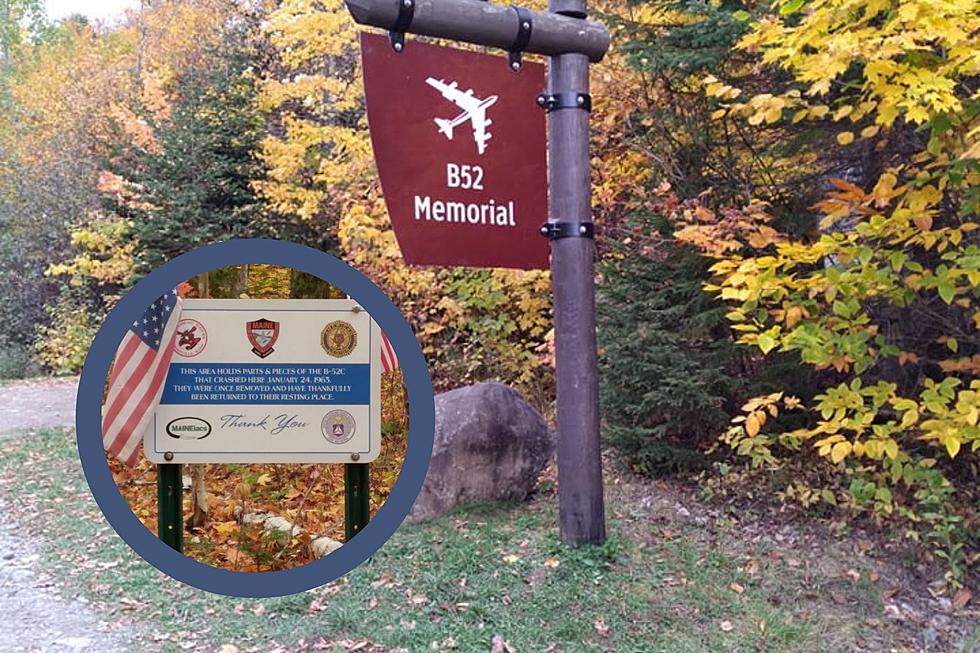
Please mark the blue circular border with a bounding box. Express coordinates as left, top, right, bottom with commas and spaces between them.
75, 239, 434, 597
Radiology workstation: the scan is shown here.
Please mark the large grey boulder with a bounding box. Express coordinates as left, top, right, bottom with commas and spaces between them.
408, 382, 554, 522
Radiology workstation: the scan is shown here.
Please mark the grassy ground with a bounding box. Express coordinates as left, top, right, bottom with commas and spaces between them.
1, 428, 976, 652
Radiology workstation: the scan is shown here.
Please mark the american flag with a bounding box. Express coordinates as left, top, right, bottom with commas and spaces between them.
102, 291, 183, 467
380, 331, 399, 372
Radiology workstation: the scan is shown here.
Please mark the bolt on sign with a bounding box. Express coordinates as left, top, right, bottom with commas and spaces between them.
143, 299, 382, 464
360, 32, 549, 270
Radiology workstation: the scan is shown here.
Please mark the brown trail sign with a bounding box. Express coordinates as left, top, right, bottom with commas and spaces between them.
361, 32, 549, 269
350, 0, 609, 545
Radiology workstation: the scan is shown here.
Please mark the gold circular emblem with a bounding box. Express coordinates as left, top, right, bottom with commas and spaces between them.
321, 320, 357, 358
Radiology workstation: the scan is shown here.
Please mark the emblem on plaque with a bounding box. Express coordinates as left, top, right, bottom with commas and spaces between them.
321, 320, 357, 358
174, 319, 207, 357
246, 318, 280, 358
322, 410, 356, 444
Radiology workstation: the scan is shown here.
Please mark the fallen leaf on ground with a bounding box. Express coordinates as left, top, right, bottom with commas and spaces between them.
594, 616, 610, 637
490, 634, 515, 653
952, 589, 971, 610
720, 620, 734, 632
730, 581, 745, 594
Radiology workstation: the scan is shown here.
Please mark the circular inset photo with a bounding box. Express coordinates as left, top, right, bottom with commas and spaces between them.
76, 240, 435, 597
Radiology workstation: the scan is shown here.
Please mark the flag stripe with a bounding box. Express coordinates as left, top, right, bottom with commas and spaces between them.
380, 331, 399, 372
102, 292, 182, 467
106, 310, 181, 459
113, 328, 178, 463
102, 342, 157, 440
103, 332, 145, 419
105, 333, 141, 399
110, 332, 174, 459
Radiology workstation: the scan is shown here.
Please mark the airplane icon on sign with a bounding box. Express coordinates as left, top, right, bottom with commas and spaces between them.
425, 77, 498, 155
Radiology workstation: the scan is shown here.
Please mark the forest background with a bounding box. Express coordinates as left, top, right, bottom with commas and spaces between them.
0, 0, 976, 583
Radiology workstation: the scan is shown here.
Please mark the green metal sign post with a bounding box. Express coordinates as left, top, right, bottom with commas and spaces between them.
157, 463, 183, 551
155, 462, 369, 551
344, 462, 371, 541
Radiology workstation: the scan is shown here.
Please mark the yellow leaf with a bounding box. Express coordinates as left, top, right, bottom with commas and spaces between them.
213, 521, 239, 536
944, 436, 961, 459
837, 132, 855, 145
809, 105, 830, 119
745, 413, 761, 437
256, 473, 272, 487
860, 125, 879, 139
900, 408, 919, 429
883, 439, 899, 460
833, 105, 853, 121
831, 441, 852, 463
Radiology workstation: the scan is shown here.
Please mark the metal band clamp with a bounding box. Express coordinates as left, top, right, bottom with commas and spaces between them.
536, 92, 591, 112
539, 221, 595, 240
389, 0, 415, 52
509, 7, 533, 71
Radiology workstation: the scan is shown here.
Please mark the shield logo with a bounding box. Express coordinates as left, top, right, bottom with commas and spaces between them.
246, 318, 279, 358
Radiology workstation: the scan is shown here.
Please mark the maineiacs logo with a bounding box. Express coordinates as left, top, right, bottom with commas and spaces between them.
166, 417, 211, 440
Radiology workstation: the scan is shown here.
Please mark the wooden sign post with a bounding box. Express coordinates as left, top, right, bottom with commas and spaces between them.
349, 0, 610, 544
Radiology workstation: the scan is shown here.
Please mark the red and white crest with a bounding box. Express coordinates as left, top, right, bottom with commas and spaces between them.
246, 318, 279, 358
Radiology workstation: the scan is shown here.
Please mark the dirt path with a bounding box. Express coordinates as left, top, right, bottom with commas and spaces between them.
0, 377, 78, 436
0, 376, 135, 652
0, 525, 133, 653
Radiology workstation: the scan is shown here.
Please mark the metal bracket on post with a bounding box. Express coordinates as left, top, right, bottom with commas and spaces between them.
536, 92, 591, 112
508, 6, 533, 71
388, 0, 415, 52
539, 221, 595, 240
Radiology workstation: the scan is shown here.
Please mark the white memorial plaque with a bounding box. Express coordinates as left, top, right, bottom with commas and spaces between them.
143, 299, 382, 463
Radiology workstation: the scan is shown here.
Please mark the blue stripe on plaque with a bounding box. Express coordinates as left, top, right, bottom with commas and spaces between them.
160, 363, 371, 405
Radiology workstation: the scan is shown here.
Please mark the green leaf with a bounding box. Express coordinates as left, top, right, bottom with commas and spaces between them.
732, 9, 751, 20
757, 333, 777, 354
937, 280, 955, 304
779, 0, 805, 15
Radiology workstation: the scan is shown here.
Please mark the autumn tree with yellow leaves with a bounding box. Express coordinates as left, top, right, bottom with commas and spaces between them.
666, 0, 979, 581
256, 0, 556, 400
